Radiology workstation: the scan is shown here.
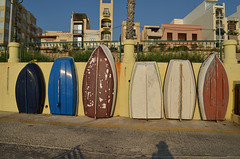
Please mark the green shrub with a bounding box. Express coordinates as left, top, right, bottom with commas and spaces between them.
137, 50, 205, 63
0, 52, 7, 62
21, 51, 52, 62
72, 50, 92, 62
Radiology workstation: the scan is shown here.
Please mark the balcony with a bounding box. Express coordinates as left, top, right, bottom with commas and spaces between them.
228, 29, 239, 35
146, 29, 162, 38
103, 11, 110, 17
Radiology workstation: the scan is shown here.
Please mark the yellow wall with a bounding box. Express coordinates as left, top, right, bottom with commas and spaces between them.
0, 60, 237, 121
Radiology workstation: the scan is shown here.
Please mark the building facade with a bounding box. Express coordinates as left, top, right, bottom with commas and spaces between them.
161, 24, 202, 41
40, 13, 100, 43
0, 0, 42, 43
99, 0, 113, 41
227, 5, 240, 42
171, 0, 227, 43
121, 21, 140, 43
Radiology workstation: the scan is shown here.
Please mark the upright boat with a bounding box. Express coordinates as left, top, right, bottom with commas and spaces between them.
198, 54, 229, 121
48, 57, 78, 116
15, 63, 45, 114
129, 62, 163, 119
164, 59, 196, 120
82, 45, 117, 118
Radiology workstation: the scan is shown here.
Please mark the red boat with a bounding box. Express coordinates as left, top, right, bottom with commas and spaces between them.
82, 45, 117, 119
198, 54, 229, 121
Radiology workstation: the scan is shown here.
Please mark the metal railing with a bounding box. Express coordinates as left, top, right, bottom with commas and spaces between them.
137, 40, 222, 63
0, 43, 9, 62
20, 41, 122, 62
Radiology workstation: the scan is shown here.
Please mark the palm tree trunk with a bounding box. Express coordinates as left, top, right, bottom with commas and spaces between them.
126, 0, 136, 40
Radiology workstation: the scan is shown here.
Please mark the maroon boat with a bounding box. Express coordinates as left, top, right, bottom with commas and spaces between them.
82, 45, 117, 119
198, 54, 229, 121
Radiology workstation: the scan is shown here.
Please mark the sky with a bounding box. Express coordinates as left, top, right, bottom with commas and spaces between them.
21, 0, 240, 41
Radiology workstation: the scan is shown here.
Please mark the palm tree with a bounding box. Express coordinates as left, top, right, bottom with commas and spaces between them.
126, 0, 136, 40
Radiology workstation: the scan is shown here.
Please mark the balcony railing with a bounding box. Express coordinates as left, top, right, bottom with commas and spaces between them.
73, 30, 83, 34
19, 41, 122, 62
101, 24, 111, 28
139, 40, 223, 62
228, 29, 239, 35
216, 23, 225, 29
216, 35, 225, 41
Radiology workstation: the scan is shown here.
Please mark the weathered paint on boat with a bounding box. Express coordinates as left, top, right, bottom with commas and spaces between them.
129, 62, 163, 119
198, 54, 229, 121
48, 57, 78, 116
82, 45, 117, 118
164, 59, 196, 120
15, 63, 45, 114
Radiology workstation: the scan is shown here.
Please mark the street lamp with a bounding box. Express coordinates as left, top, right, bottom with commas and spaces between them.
8, 0, 23, 43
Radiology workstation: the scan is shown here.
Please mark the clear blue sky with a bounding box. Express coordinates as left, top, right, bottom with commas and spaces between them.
22, 0, 239, 41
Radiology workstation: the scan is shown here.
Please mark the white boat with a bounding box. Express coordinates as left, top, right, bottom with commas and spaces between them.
129, 62, 163, 119
164, 59, 196, 120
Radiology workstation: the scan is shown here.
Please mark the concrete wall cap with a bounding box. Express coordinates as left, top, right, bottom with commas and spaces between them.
8, 42, 20, 47
124, 40, 135, 45
223, 40, 237, 46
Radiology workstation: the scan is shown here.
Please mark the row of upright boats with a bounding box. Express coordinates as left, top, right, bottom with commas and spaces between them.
15, 45, 229, 121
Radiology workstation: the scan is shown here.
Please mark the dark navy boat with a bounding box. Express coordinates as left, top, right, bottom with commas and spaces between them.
15, 63, 46, 114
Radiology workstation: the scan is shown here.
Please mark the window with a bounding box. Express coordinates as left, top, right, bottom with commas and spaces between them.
167, 33, 172, 41
103, 8, 110, 16
4, 34, 8, 42
0, 21, 3, 29
23, 13, 26, 20
101, 33, 111, 40
0, 10, 4, 17
73, 23, 83, 34
0, 33, 3, 41
6, 11, 10, 19
192, 34, 197, 41
228, 24, 236, 32
73, 36, 82, 47
5, 22, 9, 30
6, 0, 10, 7
31, 20, 35, 25
0, 0, 4, 5
178, 33, 187, 41
22, 22, 25, 28
133, 29, 136, 37
102, 0, 111, 3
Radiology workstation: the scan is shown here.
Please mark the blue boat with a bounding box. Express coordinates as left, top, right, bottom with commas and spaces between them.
15, 63, 46, 114
48, 58, 78, 115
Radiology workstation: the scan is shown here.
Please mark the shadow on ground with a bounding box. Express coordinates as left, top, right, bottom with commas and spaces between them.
152, 141, 173, 159
52, 145, 84, 159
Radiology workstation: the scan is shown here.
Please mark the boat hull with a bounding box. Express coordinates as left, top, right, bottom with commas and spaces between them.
15, 63, 45, 114
164, 59, 196, 120
82, 45, 117, 118
129, 62, 163, 119
48, 58, 78, 116
198, 54, 229, 120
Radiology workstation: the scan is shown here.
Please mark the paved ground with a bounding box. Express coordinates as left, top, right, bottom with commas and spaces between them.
0, 111, 240, 159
